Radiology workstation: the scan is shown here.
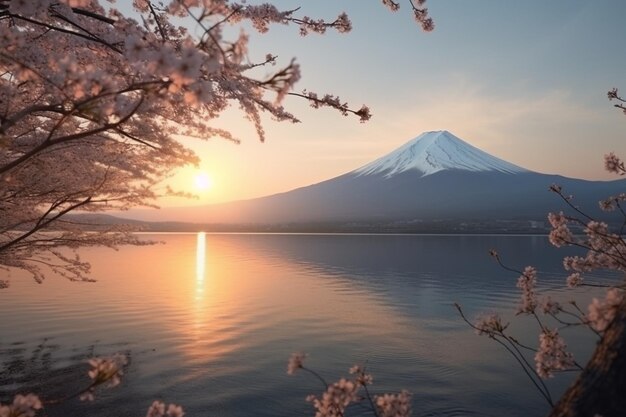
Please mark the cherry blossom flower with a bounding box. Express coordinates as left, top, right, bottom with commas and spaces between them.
145, 401, 185, 417
534, 329, 574, 379
566, 272, 583, 288
306, 378, 358, 417
549, 224, 574, 247
8, 0, 51, 17
587, 288, 624, 332
375, 390, 412, 417
517, 266, 538, 313
349, 365, 373, 386
381, 0, 400, 12
547, 212, 573, 247
599, 197, 616, 212
541, 296, 561, 315
0, 394, 42, 417
146, 401, 166, 417
80, 353, 128, 401
604, 152, 624, 175
474, 313, 507, 336
88, 353, 127, 386
287, 352, 307, 375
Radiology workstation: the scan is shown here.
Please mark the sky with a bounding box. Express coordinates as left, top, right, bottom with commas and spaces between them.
161, 1, 626, 207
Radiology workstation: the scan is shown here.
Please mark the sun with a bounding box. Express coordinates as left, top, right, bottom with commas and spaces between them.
193, 172, 212, 191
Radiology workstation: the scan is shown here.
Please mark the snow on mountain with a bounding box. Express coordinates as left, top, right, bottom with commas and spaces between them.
354, 130, 529, 178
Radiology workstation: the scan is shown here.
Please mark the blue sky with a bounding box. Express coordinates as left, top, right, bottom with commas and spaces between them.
164, 1, 626, 204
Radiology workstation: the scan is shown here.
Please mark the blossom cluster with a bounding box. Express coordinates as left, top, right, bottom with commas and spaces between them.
547, 211, 573, 247
288, 354, 410, 417
80, 353, 128, 401
375, 390, 412, 417
587, 288, 624, 332
516, 266, 538, 314
287, 352, 306, 375
534, 329, 575, 379
541, 296, 561, 315
306, 378, 359, 417
349, 364, 374, 386
604, 152, 625, 175
0, 394, 42, 417
473, 313, 507, 336
145, 401, 185, 417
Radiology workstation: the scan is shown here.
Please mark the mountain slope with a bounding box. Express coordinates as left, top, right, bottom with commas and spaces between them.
121, 130, 626, 228
187, 130, 624, 225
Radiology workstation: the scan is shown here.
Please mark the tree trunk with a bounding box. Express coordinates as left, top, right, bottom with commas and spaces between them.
549, 299, 626, 417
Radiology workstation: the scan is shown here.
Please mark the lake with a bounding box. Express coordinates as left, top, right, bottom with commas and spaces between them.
0, 234, 605, 416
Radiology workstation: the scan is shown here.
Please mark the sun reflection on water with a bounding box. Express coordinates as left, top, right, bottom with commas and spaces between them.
195, 231, 206, 300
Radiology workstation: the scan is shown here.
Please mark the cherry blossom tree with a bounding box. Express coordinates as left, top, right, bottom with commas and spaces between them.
455, 111, 626, 417
0, 0, 433, 287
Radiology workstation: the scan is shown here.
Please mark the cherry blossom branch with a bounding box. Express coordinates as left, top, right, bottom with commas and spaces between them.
0, 195, 92, 253
147, 1, 168, 42
608, 88, 626, 114
454, 303, 554, 406
288, 91, 371, 122
0, 93, 146, 174
69, 7, 115, 25
49, 5, 112, 47
491, 336, 554, 407
549, 184, 595, 221
407, 0, 434, 31
301, 366, 330, 390
9, 13, 121, 53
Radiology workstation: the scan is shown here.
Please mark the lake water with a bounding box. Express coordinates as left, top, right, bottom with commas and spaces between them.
0, 234, 606, 416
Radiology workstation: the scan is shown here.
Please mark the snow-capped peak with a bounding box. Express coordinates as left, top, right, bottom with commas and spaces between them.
353, 130, 528, 178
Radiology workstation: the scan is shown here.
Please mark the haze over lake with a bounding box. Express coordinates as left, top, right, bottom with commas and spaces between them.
0, 234, 605, 417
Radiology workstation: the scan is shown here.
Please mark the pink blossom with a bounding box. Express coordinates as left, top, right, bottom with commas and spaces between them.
563, 256, 594, 273
547, 211, 567, 228
166, 404, 185, 417
534, 329, 574, 379
287, 352, 307, 375
474, 313, 507, 336
145, 401, 185, 417
381, 0, 400, 12
307, 378, 358, 417
549, 224, 573, 247
0, 394, 42, 417
80, 353, 128, 400
61, 0, 91, 7
349, 365, 373, 386
516, 266, 538, 313
566, 272, 583, 288
604, 152, 624, 174
375, 390, 412, 417
599, 197, 616, 212
587, 288, 624, 332
146, 401, 166, 417
8, 0, 51, 17
541, 296, 561, 315
585, 221, 609, 236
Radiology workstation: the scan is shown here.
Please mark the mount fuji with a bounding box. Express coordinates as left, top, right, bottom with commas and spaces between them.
354, 130, 527, 178
124, 130, 626, 231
